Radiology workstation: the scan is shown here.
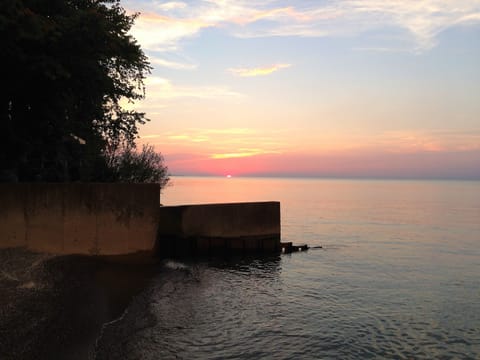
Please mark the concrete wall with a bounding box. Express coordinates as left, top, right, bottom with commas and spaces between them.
157, 202, 281, 255
0, 184, 160, 255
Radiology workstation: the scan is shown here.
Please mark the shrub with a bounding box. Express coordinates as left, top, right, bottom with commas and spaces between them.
107, 145, 170, 189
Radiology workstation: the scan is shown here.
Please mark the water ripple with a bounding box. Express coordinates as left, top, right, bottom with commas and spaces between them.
93, 253, 480, 359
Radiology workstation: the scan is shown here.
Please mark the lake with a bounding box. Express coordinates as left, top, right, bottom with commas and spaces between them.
96, 176, 480, 359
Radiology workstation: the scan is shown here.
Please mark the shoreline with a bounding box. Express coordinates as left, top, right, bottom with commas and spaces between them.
0, 248, 159, 360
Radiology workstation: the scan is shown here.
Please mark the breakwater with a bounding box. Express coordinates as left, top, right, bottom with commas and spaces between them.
0, 184, 281, 256
157, 202, 280, 256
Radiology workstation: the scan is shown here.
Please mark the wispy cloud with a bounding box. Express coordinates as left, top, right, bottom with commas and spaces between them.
127, 0, 480, 53
228, 64, 291, 77
201, 128, 254, 135
130, 11, 212, 51
234, 1, 480, 52
211, 148, 281, 159
294, 128, 480, 154
157, 127, 287, 159
140, 134, 162, 139
157, 2, 187, 12
168, 134, 191, 140
375, 129, 480, 152
125, 77, 244, 113
342, 0, 480, 51
149, 56, 197, 70
164, 128, 258, 142
144, 77, 244, 100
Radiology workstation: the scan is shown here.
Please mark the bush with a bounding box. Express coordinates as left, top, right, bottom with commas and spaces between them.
107, 145, 170, 189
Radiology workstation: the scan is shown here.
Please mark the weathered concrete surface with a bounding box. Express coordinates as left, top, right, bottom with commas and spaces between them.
0, 184, 160, 255
157, 202, 281, 255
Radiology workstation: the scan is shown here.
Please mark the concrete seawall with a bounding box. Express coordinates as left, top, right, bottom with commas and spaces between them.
157, 202, 281, 256
0, 184, 160, 255
1, 185, 281, 256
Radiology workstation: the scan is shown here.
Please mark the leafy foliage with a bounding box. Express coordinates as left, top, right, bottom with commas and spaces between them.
0, 0, 161, 183
106, 145, 170, 188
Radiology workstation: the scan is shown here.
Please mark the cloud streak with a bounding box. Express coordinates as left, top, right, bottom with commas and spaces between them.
155, 127, 287, 160
149, 56, 197, 70
157, 2, 187, 12
145, 77, 243, 100
211, 148, 281, 159
130, 11, 212, 51
127, 0, 480, 53
228, 64, 291, 77
124, 77, 244, 113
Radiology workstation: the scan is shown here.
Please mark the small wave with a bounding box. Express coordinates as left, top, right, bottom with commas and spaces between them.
163, 260, 189, 270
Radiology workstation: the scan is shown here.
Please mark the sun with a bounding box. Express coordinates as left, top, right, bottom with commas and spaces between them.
226, 174, 232, 178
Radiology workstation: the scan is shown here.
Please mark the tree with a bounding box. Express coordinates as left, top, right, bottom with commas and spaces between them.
1, 0, 157, 183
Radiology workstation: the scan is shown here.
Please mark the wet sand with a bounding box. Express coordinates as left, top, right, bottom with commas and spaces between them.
0, 248, 160, 360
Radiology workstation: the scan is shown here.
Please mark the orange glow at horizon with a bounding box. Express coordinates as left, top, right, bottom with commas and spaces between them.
159, 148, 480, 179
137, 126, 480, 179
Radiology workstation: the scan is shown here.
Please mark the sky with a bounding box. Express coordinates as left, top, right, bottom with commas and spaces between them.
122, 0, 480, 179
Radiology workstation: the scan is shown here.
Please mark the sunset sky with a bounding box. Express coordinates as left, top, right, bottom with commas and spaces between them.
123, 0, 480, 179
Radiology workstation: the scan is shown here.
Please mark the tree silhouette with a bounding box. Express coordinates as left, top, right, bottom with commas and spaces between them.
1, 0, 155, 182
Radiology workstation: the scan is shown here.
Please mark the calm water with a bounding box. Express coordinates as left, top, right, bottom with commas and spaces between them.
97, 177, 480, 359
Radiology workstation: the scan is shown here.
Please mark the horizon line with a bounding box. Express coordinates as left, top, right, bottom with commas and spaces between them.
169, 174, 480, 182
